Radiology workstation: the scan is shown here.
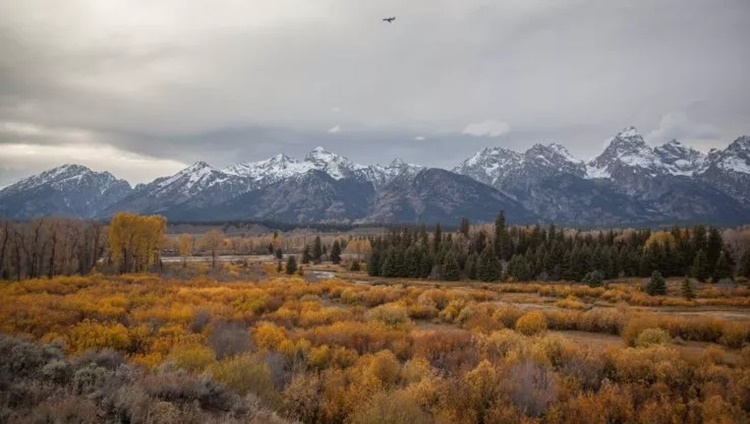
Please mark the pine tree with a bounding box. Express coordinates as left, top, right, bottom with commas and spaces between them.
330, 240, 342, 264
713, 251, 733, 281
302, 245, 312, 264
477, 245, 501, 282
285, 255, 298, 275
275, 247, 283, 260
312, 236, 323, 264
681, 278, 695, 300
583, 271, 603, 288
350, 260, 361, 272
691, 249, 709, 282
433, 223, 442, 253
741, 250, 750, 279
645, 270, 667, 296
464, 252, 478, 280
442, 251, 461, 281
494, 211, 511, 260
459, 217, 470, 237
706, 227, 723, 276
268, 243, 274, 254
368, 248, 382, 276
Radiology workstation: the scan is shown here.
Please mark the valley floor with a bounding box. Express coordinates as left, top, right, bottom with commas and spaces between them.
1, 267, 749, 423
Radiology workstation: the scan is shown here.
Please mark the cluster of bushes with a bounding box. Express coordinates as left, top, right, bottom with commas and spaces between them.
1, 275, 749, 423
0, 335, 287, 424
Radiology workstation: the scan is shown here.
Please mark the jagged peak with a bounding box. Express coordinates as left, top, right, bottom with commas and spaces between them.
617, 126, 641, 138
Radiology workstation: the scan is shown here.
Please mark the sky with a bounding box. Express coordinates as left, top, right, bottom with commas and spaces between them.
1, 0, 749, 187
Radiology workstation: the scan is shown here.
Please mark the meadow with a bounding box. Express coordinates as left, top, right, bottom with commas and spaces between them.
1, 264, 749, 423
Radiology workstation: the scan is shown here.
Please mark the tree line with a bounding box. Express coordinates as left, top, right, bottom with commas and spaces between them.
367, 211, 750, 283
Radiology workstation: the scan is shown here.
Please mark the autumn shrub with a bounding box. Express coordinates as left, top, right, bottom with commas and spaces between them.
367, 303, 411, 328
634, 328, 671, 348
170, 344, 216, 372
211, 354, 281, 408
349, 389, 432, 424
67, 319, 131, 353
515, 311, 548, 336
492, 305, 525, 328
554, 296, 587, 310
207, 321, 254, 359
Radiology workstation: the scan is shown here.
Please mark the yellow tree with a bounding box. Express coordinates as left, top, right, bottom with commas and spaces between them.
108, 212, 167, 273
201, 230, 224, 269
178, 233, 193, 268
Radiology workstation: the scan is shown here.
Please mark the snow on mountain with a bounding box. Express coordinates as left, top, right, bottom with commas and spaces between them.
705, 135, 750, 174
654, 139, 706, 176
453, 143, 584, 188
224, 147, 420, 188
0, 164, 132, 219
586, 127, 665, 178
452, 147, 523, 186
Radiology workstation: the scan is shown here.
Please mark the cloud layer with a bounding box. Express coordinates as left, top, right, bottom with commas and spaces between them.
1, 0, 749, 184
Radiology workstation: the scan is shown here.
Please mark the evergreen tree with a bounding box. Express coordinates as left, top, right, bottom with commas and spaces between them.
706, 227, 723, 276
302, 245, 312, 264
350, 260, 361, 272
368, 247, 382, 276
477, 245, 501, 282
494, 211, 511, 260
268, 243, 274, 254
443, 251, 461, 281
464, 252, 478, 280
741, 250, 750, 279
330, 240, 342, 264
459, 217, 470, 237
645, 270, 667, 296
275, 247, 283, 260
419, 250, 434, 278
691, 249, 709, 282
433, 223, 442, 253
312, 236, 323, 264
681, 278, 695, 300
285, 255, 298, 275
713, 251, 733, 281
583, 270, 603, 288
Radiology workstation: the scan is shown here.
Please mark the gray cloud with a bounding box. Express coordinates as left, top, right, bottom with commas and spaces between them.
1, 0, 749, 185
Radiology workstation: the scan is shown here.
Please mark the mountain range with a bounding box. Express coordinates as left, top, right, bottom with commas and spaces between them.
1, 127, 749, 226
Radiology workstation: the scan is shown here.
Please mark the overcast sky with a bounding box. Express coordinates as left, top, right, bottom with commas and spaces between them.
1, 0, 749, 186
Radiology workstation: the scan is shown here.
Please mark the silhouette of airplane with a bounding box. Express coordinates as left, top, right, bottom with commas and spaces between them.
382, 17, 396, 23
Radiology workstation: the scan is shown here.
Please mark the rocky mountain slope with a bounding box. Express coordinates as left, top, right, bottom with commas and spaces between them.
2, 128, 749, 225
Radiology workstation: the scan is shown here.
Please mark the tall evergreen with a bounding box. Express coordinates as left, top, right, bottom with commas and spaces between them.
681, 278, 695, 300
302, 245, 312, 264
691, 249, 709, 282
275, 247, 283, 260
477, 245, 501, 282
459, 217, 470, 237
330, 240, 342, 264
368, 248, 382, 276
646, 270, 667, 296
741, 250, 750, 279
443, 251, 461, 281
312, 236, 323, 264
433, 223, 442, 253
713, 251, 733, 281
464, 252, 478, 280
285, 255, 298, 275
706, 227, 723, 275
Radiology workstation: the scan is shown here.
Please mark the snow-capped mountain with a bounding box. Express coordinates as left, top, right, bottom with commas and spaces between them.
654, 139, 706, 176
3, 128, 750, 225
101, 161, 252, 216
586, 127, 665, 179
224, 147, 421, 189
452, 147, 523, 186
0, 164, 132, 219
699, 136, 750, 206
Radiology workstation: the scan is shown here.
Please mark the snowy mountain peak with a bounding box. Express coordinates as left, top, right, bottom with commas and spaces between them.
706, 135, 750, 174
617, 126, 641, 139
654, 139, 706, 176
